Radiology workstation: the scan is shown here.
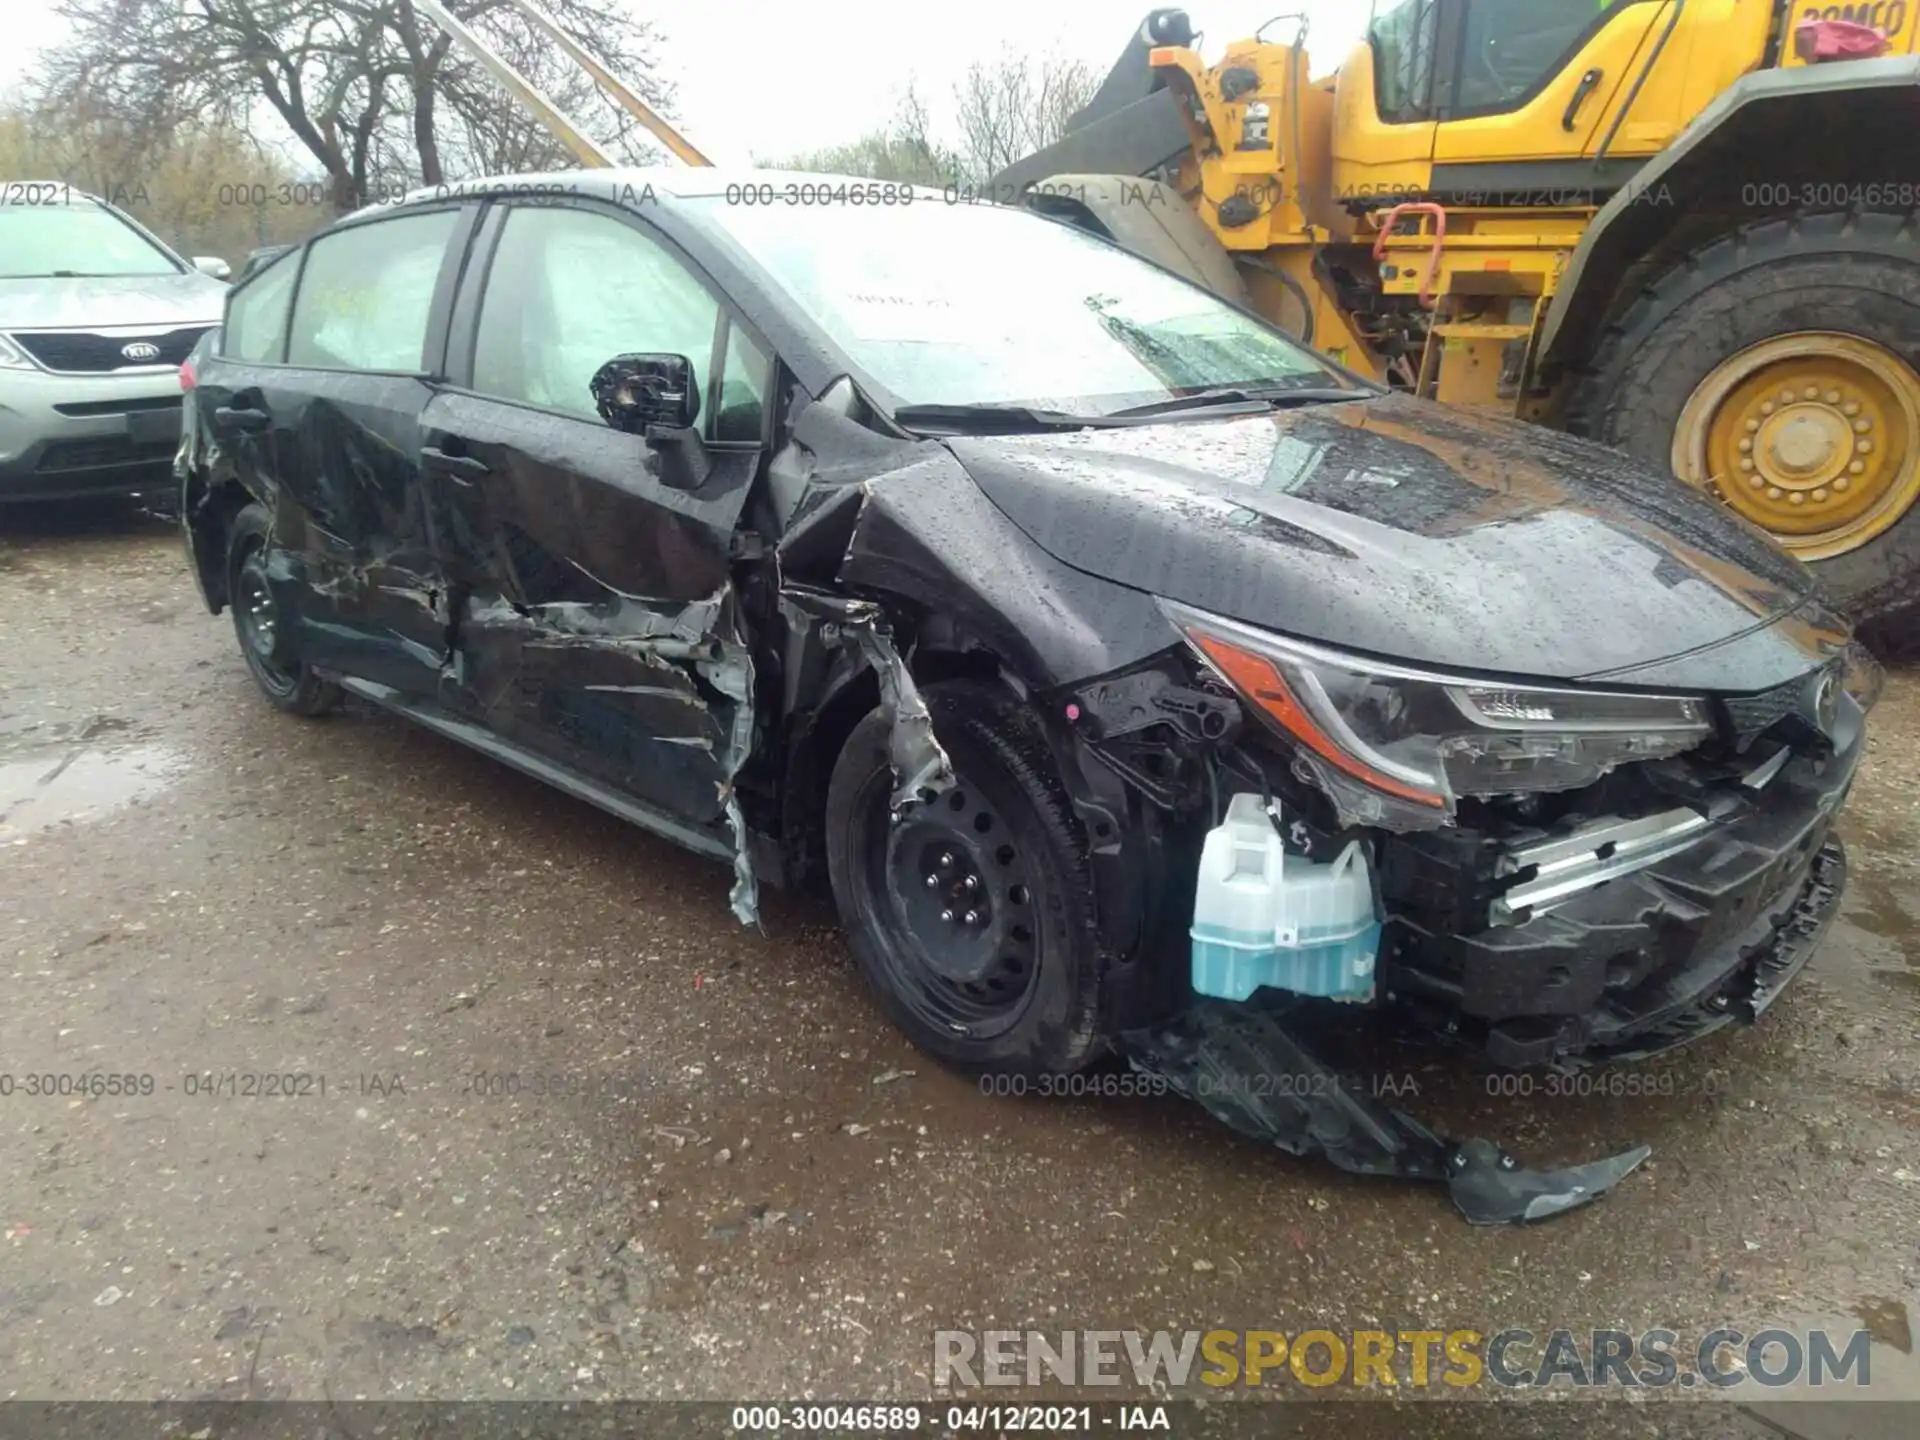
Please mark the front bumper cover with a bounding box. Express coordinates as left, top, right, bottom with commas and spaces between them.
1383, 729, 1859, 1068
0, 365, 185, 501
1089, 644, 1862, 1224
1588, 836, 1845, 1063
1121, 842, 1843, 1226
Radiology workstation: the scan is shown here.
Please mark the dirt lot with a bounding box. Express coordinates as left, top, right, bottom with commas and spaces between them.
1, 507, 1916, 1433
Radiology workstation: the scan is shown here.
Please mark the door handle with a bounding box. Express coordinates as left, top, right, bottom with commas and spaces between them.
1563, 68, 1604, 131
421, 445, 491, 483
213, 405, 270, 434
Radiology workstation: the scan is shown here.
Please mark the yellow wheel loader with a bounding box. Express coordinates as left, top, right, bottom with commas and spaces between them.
995, 2, 1920, 640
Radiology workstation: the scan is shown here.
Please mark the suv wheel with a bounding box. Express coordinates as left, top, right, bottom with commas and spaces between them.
226, 504, 342, 717
825, 679, 1108, 1077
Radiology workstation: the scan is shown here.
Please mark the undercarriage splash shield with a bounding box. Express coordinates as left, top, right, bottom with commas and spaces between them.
1123, 1003, 1651, 1225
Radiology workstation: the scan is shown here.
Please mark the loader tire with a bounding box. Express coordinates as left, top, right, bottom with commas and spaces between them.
1567, 209, 1920, 645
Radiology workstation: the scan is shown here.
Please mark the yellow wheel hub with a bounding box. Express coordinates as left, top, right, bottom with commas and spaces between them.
1673, 332, 1920, 561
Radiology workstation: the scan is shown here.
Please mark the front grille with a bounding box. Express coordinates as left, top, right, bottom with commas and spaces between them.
12, 326, 209, 373
1722, 679, 1803, 745
35, 436, 178, 473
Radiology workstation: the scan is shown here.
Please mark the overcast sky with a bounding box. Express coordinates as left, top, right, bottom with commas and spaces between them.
0, 1, 1374, 167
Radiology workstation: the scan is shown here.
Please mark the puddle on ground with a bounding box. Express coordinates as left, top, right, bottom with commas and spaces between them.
1815, 871, 1920, 1003
1855, 1297, 1914, 1356
1736, 1298, 1920, 1408
0, 744, 188, 839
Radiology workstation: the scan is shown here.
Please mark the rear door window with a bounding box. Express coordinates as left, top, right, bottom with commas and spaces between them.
223, 250, 299, 363
287, 210, 459, 372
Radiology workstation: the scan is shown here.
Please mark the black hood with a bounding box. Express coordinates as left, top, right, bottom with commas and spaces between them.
947, 393, 1843, 689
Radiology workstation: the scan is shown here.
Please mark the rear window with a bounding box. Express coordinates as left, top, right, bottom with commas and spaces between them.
287, 210, 458, 372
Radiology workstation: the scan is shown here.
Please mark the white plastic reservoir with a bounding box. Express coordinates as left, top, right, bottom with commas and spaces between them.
1190, 793, 1382, 1003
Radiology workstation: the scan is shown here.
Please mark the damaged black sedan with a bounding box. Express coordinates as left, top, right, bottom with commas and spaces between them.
179, 171, 1877, 1224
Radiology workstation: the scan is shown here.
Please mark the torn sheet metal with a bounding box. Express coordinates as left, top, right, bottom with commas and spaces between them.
780, 589, 955, 816
698, 630, 760, 928
464, 591, 724, 649
1124, 1002, 1651, 1226
453, 585, 761, 926
845, 618, 954, 816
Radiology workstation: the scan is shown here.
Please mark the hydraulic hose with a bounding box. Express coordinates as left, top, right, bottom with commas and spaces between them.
1236, 255, 1316, 346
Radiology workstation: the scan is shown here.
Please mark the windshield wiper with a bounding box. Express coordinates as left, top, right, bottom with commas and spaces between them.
892, 402, 1117, 435
1106, 384, 1372, 420
894, 386, 1371, 435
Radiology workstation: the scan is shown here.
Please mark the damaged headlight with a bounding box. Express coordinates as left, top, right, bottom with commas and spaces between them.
1163, 600, 1711, 826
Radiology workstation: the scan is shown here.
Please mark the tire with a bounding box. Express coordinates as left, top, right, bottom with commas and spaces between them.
1566, 209, 1920, 640
225, 503, 342, 717
824, 679, 1107, 1078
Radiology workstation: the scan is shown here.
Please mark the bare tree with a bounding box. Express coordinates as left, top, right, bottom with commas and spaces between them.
773, 83, 960, 185
0, 95, 312, 257
950, 55, 1097, 184
35, 0, 679, 215
778, 63, 1096, 188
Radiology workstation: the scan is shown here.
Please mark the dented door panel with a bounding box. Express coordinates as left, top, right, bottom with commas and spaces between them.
188, 199, 476, 695
274, 371, 451, 695
194, 356, 450, 696
417, 388, 758, 823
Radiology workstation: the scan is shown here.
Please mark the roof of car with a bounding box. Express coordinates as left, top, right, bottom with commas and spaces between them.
350, 167, 942, 220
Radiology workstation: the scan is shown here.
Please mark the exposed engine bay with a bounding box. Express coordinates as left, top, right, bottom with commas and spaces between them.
1043, 612, 1868, 1221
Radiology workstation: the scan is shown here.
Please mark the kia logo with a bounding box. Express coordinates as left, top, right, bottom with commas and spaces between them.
120, 341, 162, 362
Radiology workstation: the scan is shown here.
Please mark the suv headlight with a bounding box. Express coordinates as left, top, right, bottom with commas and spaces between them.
0, 334, 39, 370
1162, 600, 1712, 824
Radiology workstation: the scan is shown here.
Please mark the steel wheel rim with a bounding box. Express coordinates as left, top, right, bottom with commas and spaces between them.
1674, 332, 1920, 560
235, 553, 297, 695
861, 777, 1042, 1041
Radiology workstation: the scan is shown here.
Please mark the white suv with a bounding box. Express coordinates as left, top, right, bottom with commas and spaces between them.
0, 183, 230, 502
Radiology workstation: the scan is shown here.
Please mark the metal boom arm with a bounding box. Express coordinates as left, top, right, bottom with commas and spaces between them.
408, 0, 712, 169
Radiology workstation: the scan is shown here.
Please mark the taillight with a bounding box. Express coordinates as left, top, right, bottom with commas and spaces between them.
179, 358, 196, 392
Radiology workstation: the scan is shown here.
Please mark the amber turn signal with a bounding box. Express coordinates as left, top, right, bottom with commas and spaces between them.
1191, 631, 1447, 808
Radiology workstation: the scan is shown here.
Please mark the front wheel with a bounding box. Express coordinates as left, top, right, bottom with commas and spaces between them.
824, 680, 1109, 1078
226, 503, 342, 717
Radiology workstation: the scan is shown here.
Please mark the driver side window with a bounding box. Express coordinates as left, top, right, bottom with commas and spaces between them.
473, 205, 767, 441
1454, 0, 1622, 113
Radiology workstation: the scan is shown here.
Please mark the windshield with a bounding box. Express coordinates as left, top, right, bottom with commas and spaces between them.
1369, 0, 1439, 120
692, 197, 1340, 418
0, 195, 182, 279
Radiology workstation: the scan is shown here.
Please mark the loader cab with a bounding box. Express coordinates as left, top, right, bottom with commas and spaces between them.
1369, 0, 1626, 121
1351, 0, 1756, 196
1367, 0, 1442, 124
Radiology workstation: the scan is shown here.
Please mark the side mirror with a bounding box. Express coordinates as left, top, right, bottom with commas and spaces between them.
591, 353, 700, 435
192, 255, 233, 281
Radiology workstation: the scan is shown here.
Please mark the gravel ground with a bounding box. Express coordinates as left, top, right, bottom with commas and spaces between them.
0, 506, 1915, 1435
